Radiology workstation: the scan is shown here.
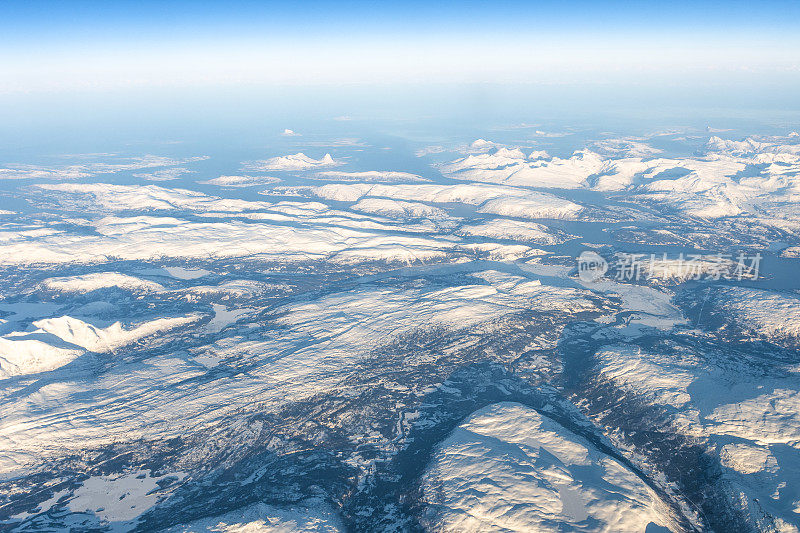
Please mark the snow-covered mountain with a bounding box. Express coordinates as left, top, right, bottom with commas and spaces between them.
1, 129, 799, 532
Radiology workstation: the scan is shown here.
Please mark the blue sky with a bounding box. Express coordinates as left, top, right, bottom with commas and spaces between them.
1, 1, 798, 93
0, 0, 798, 151
4, 1, 800, 39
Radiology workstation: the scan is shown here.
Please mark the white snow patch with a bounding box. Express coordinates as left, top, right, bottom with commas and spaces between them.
0, 215, 458, 266
163, 266, 211, 280
707, 388, 800, 447
200, 175, 281, 187
477, 194, 583, 220
439, 149, 606, 189
461, 242, 547, 261
185, 280, 274, 299
285, 182, 584, 220
69, 470, 185, 523
39, 272, 164, 294
35, 183, 273, 213
0, 155, 207, 181
132, 167, 194, 181
29, 314, 201, 353
594, 345, 698, 408
420, 402, 674, 532
203, 304, 256, 333
166, 499, 343, 532
350, 198, 449, 219
0, 337, 84, 378
243, 153, 340, 171
312, 170, 428, 182
714, 287, 800, 340
457, 219, 568, 245
719, 443, 779, 475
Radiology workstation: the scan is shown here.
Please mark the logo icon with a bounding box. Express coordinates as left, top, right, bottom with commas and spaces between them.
577, 251, 608, 282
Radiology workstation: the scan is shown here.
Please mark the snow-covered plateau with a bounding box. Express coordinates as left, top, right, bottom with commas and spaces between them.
1, 129, 800, 532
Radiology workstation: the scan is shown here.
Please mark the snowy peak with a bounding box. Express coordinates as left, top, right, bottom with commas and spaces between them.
243, 152, 341, 171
